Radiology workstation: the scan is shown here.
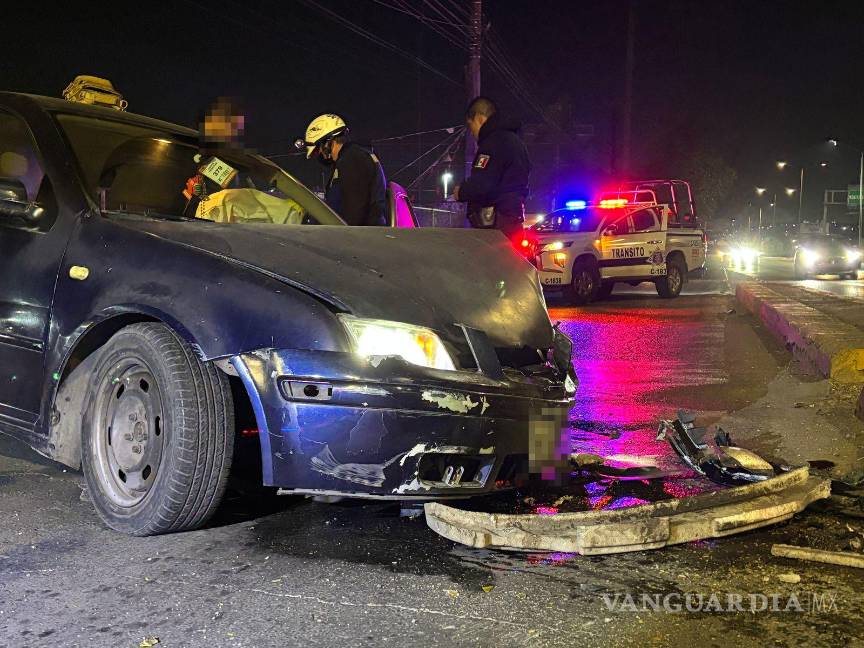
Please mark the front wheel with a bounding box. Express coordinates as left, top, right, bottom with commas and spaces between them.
82, 323, 234, 536
840, 272, 856, 280
655, 258, 685, 298
565, 259, 600, 305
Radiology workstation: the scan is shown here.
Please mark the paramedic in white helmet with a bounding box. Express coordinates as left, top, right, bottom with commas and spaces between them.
296, 114, 388, 226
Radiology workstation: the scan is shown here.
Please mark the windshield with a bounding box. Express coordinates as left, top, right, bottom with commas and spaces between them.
534, 208, 605, 233
798, 235, 848, 252
55, 113, 343, 225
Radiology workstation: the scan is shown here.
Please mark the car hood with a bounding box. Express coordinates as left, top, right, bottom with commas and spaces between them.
122, 221, 553, 349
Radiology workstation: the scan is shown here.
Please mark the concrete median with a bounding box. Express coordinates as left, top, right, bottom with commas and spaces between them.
735, 282, 864, 384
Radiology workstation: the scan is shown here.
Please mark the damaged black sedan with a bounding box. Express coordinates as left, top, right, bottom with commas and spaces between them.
0, 92, 575, 535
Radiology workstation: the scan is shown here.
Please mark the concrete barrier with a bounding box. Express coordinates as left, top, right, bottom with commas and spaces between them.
735, 282, 864, 384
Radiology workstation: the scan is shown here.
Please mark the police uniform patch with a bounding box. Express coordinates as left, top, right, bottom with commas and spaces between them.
475, 154, 490, 169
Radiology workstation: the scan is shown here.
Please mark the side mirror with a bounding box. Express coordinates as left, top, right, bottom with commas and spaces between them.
0, 178, 44, 223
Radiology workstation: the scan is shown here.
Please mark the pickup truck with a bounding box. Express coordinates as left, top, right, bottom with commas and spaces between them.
534, 182, 707, 304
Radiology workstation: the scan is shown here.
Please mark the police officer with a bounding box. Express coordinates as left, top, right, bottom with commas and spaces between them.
298, 114, 388, 226
454, 97, 530, 238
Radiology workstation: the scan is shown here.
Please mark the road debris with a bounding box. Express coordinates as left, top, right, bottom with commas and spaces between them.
771, 544, 864, 569
426, 465, 829, 553
656, 411, 775, 485
139, 638, 160, 648
777, 573, 801, 584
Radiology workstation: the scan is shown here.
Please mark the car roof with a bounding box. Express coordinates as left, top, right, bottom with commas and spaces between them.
0, 92, 198, 137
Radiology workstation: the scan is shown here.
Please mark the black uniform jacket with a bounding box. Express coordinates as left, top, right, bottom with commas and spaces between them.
458, 113, 530, 227
326, 142, 388, 226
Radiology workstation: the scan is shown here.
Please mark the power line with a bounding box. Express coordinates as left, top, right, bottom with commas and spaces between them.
297, 0, 462, 87
373, 125, 461, 142
391, 128, 465, 178
408, 130, 465, 189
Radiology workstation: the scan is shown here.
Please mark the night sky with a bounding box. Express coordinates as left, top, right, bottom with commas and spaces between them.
5, 0, 864, 220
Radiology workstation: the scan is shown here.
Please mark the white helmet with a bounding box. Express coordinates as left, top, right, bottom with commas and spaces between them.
297, 114, 348, 158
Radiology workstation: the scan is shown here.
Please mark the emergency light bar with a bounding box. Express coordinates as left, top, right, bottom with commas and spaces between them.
565, 200, 587, 210
598, 198, 628, 208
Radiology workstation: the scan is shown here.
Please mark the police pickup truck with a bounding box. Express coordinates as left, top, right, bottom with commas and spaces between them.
533, 180, 706, 304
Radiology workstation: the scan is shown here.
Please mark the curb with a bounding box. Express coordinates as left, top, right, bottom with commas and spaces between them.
735, 282, 864, 384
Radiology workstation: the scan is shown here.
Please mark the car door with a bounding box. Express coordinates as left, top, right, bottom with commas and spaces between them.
0, 108, 67, 428
599, 207, 665, 278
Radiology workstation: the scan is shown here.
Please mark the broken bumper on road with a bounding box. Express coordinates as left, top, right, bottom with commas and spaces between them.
231, 348, 575, 498
425, 466, 831, 554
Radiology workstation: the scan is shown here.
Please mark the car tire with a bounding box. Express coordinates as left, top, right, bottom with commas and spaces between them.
655, 257, 685, 298
840, 272, 856, 280
81, 323, 234, 536
566, 259, 600, 305
596, 281, 615, 300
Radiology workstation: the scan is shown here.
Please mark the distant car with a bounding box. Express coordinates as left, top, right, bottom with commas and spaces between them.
532, 191, 706, 304
0, 92, 575, 536
793, 234, 862, 279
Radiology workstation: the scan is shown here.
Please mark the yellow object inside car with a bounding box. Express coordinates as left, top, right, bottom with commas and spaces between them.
195, 188, 305, 224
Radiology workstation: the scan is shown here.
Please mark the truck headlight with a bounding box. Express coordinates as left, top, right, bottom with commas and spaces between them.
846, 249, 862, 263
339, 316, 457, 371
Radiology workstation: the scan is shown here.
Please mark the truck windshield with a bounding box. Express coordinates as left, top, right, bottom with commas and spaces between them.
535, 208, 604, 233
54, 113, 344, 225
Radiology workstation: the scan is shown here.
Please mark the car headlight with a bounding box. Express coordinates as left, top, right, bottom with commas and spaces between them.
800, 248, 820, 265
339, 315, 457, 371
540, 240, 572, 253
846, 249, 862, 262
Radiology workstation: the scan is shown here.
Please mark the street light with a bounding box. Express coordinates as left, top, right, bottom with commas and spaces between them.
776, 161, 788, 170
785, 187, 796, 196
441, 171, 453, 198
828, 139, 864, 248
755, 187, 767, 195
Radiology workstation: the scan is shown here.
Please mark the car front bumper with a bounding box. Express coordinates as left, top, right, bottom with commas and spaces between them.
231, 347, 575, 498
802, 259, 859, 274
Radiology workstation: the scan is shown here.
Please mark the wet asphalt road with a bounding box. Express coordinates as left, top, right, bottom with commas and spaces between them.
724, 254, 864, 298
2, 276, 863, 648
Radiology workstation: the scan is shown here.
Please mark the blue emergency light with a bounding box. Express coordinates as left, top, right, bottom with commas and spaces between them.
565, 200, 587, 210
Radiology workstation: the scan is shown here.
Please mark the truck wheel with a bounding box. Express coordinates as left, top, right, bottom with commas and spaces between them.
596, 281, 615, 300
81, 323, 234, 536
655, 258, 685, 298
566, 259, 600, 305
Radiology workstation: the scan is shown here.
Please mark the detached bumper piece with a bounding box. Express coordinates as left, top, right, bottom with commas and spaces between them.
656, 411, 776, 485
425, 466, 830, 554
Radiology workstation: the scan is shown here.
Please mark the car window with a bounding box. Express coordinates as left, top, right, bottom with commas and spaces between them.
54, 113, 344, 226
630, 208, 659, 232
0, 110, 57, 231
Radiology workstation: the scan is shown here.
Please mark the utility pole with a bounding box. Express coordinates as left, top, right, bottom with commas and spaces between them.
465, 0, 482, 180
620, 0, 635, 174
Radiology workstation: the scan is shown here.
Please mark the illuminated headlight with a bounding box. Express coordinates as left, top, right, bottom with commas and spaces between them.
800, 248, 820, 265
731, 247, 760, 263
846, 249, 862, 263
339, 316, 456, 371
541, 240, 571, 252
551, 252, 568, 267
